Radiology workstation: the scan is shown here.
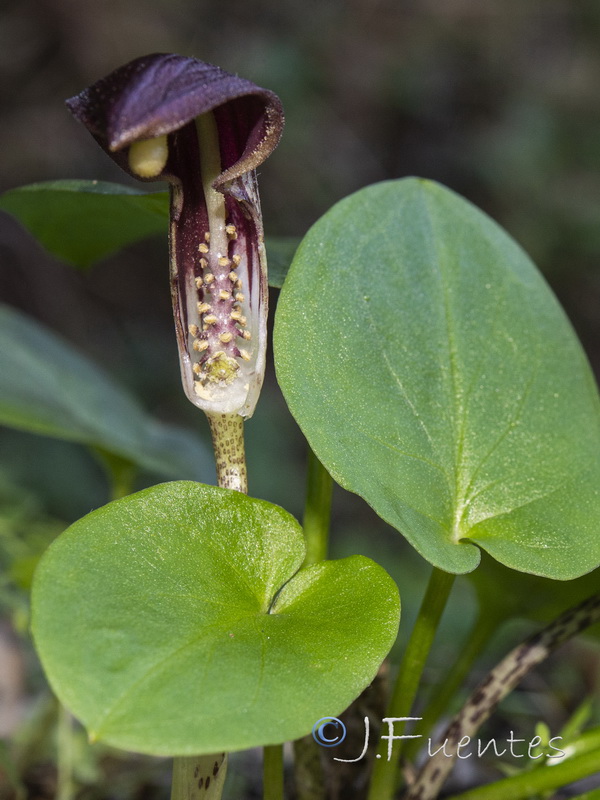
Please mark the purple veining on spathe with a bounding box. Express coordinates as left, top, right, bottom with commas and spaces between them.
67, 53, 283, 417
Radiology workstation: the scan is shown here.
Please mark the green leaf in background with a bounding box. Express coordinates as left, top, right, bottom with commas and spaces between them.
266, 236, 300, 288
0, 180, 299, 283
469, 553, 600, 632
0, 304, 212, 480
0, 180, 168, 268
32, 482, 400, 755
274, 178, 600, 578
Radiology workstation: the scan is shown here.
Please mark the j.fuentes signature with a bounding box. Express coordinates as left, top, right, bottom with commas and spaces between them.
312, 717, 565, 762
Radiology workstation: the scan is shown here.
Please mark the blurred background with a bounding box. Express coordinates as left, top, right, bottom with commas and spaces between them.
0, 1, 599, 797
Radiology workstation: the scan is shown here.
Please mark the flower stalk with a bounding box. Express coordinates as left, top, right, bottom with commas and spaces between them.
206, 412, 247, 493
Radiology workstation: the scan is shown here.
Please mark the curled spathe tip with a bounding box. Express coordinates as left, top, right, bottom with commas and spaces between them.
66, 53, 284, 186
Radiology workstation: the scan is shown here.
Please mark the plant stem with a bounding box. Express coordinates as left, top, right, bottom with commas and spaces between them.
302, 447, 333, 565
404, 609, 500, 762
171, 412, 246, 799
293, 734, 326, 800
14, 693, 57, 778
444, 747, 600, 800
264, 744, 285, 800
406, 591, 600, 800
559, 725, 600, 760
171, 754, 227, 800
91, 448, 136, 501
56, 705, 74, 800
570, 789, 600, 800
207, 412, 248, 493
0, 740, 25, 800
293, 448, 333, 800
367, 568, 455, 800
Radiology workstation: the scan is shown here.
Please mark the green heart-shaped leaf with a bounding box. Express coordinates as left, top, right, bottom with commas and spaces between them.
274, 178, 600, 578
32, 482, 399, 755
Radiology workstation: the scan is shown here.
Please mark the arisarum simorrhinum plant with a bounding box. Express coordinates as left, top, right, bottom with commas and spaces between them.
67, 53, 284, 490
15, 48, 600, 800
42, 53, 402, 800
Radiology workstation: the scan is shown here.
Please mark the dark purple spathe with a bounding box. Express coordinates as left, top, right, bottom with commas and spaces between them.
67, 54, 284, 418
66, 53, 284, 185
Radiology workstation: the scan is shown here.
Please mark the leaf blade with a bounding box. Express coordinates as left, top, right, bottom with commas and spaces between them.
274, 178, 600, 578
0, 180, 168, 267
31, 482, 400, 754
0, 304, 211, 479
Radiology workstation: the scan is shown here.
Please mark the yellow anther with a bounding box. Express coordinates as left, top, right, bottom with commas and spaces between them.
230, 310, 242, 322
204, 231, 211, 242
128, 135, 169, 178
204, 273, 215, 284
192, 363, 202, 375
241, 330, 251, 340
219, 332, 233, 343
195, 277, 203, 289
219, 290, 232, 301
197, 302, 211, 314
204, 314, 218, 326
193, 339, 209, 352
198, 243, 209, 253
232, 254, 241, 265
188, 324, 199, 336
226, 224, 237, 237
235, 292, 244, 303
239, 315, 247, 326
218, 256, 231, 267
239, 349, 251, 361
199, 258, 208, 269
228, 271, 238, 283
235, 280, 243, 290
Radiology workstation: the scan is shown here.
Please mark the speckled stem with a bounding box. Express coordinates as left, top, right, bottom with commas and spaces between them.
404, 609, 502, 763
171, 414, 246, 799
206, 411, 286, 799
405, 592, 600, 800
171, 754, 227, 800
207, 412, 248, 493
